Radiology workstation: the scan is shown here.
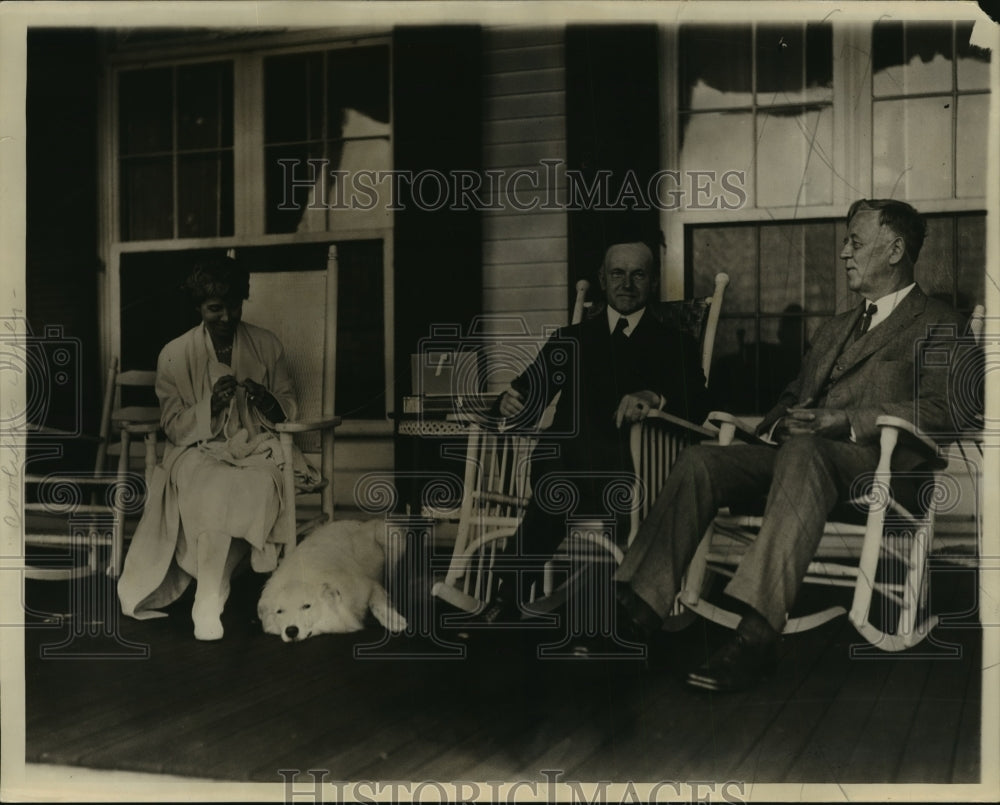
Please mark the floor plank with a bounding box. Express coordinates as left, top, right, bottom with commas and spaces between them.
840, 652, 931, 781
725, 621, 852, 784
951, 633, 983, 784
895, 634, 976, 783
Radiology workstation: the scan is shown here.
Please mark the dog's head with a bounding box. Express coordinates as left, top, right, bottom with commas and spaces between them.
258, 580, 366, 642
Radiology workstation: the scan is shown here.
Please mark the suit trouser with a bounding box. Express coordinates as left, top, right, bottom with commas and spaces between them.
614, 434, 880, 632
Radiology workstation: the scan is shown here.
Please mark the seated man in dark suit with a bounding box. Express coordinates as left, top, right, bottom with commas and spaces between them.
481, 239, 709, 621
601, 199, 966, 689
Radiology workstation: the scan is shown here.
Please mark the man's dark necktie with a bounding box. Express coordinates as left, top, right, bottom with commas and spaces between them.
613, 316, 630, 344
858, 303, 878, 337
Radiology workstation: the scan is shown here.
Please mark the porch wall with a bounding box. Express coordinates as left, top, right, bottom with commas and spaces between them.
480, 25, 569, 385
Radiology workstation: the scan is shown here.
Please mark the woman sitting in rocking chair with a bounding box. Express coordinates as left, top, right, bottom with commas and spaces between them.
119, 257, 315, 640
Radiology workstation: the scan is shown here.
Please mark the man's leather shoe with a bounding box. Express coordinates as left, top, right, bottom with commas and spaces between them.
614, 583, 663, 642
471, 589, 522, 625
686, 612, 778, 692
561, 586, 662, 659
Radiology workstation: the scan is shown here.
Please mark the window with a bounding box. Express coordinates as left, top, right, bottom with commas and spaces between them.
264, 45, 392, 234
872, 21, 991, 200
679, 23, 834, 208
119, 240, 387, 420
689, 220, 840, 413
118, 61, 234, 241
671, 21, 990, 415
690, 213, 986, 414
109, 36, 394, 419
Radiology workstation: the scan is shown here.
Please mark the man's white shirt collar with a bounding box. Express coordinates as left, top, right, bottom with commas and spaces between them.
864, 283, 915, 332
607, 307, 645, 336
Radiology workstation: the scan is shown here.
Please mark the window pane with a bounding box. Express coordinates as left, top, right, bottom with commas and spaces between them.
803, 222, 837, 314
178, 152, 233, 238
119, 68, 172, 155
680, 25, 752, 110
689, 225, 756, 313
757, 25, 804, 100
756, 106, 833, 207
177, 62, 233, 151
914, 215, 955, 303
679, 111, 754, 203
265, 143, 326, 234
708, 316, 759, 413
264, 52, 324, 144
758, 222, 837, 315
804, 23, 834, 97
902, 22, 954, 94
755, 24, 832, 106
872, 21, 905, 96
759, 313, 807, 403
322, 137, 392, 231
957, 94, 989, 198
120, 157, 172, 240
873, 21, 953, 96
957, 21, 991, 90
759, 225, 804, 314
327, 45, 391, 137
873, 97, 952, 200
956, 214, 986, 309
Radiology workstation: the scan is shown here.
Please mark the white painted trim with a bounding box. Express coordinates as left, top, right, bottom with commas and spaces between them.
233, 52, 264, 237
658, 25, 683, 302
382, 234, 395, 418
106, 29, 392, 65
113, 227, 393, 253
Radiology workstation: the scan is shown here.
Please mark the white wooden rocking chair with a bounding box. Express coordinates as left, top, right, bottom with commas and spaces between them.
431, 272, 730, 614
676, 304, 986, 651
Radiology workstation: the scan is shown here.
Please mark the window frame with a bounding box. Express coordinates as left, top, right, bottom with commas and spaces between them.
97, 30, 397, 422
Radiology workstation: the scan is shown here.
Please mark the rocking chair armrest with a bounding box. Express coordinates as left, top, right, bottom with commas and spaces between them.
643, 409, 717, 439
274, 415, 343, 434
874, 415, 946, 468
706, 411, 772, 447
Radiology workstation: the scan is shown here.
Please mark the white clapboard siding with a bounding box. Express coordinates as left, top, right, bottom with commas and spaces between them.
483, 262, 567, 289
487, 115, 565, 145
481, 25, 568, 396
304, 432, 394, 512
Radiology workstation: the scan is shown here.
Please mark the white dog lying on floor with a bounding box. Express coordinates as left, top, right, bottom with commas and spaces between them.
258, 519, 407, 642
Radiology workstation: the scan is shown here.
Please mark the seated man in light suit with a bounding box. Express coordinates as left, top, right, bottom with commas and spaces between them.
603, 199, 966, 690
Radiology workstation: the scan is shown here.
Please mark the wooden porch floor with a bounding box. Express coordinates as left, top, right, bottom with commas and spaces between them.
23, 569, 981, 787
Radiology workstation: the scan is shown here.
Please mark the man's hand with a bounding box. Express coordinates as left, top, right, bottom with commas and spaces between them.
776, 406, 851, 440
614, 389, 661, 428
497, 388, 526, 419
210, 375, 238, 416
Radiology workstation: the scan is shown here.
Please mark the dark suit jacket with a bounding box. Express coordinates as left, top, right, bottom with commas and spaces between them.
758, 284, 965, 470
502, 309, 709, 501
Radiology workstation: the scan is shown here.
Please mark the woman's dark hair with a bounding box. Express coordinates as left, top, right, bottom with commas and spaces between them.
182, 257, 250, 305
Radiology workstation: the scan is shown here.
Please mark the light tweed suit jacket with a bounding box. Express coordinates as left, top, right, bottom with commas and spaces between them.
757, 284, 966, 469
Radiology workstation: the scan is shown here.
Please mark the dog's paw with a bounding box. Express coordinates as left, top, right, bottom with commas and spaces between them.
371, 601, 407, 634
384, 609, 407, 634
